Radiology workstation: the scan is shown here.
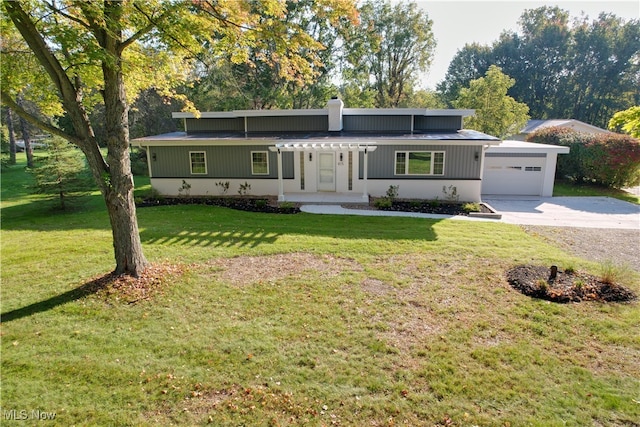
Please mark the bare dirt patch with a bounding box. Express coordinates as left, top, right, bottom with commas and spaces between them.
506, 265, 637, 303
205, 253, 362, 286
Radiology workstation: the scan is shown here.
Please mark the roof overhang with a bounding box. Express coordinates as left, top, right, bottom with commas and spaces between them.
487, 140, 570, 154
343, 108, 475, 117
171, 108, 476, 120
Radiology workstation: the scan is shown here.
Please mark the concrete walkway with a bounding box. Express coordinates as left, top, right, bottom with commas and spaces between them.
301, 196, 640, 230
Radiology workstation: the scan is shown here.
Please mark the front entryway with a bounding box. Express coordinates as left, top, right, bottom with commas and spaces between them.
317, 152, 336, 191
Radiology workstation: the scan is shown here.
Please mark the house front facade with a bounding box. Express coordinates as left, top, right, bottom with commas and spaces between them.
133, 99, 501, 202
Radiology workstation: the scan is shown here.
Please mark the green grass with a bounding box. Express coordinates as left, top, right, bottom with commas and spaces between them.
554, 179, 640, 204
2, 154, 639, 426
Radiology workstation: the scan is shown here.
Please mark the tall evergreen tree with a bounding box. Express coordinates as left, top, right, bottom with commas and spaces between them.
29, 136, 93, 210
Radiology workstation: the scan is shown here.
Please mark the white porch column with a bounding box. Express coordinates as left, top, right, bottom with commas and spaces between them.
362, 148, 369, 201
277, 148, 284, 201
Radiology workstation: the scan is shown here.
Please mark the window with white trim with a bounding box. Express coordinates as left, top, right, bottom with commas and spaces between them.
394, 151, 445, 175
251, 151, 269, 175
189, 151, 207, 174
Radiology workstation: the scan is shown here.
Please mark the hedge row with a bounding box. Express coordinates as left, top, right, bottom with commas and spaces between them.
526, 127, 640, 188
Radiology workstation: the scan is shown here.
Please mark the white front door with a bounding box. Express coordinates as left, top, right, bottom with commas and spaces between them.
317, 152, 336, 191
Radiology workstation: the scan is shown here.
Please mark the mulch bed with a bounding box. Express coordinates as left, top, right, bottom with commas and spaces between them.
369, 199, 495, 216
506, 265, 637, 303
137, 196, 301, 214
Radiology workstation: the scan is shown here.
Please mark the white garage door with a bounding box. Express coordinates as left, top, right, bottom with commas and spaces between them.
482, 156, 545, 196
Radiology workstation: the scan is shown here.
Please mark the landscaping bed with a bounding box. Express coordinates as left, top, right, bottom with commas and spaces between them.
506, 264, 637, 303
371, 198, 498, 217
136, 195, 301, 214
136, 196, 500, 217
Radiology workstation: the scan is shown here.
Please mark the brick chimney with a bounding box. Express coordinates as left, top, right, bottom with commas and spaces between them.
327, 97, 343, 132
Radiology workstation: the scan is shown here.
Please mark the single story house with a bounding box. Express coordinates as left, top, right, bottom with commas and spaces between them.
132, 99, 569, 201
511, 119, 612, 141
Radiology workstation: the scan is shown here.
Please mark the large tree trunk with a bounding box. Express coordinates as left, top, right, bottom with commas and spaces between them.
4, 0, 148, 278
105, 186, 147, 276
101, 1, 148, 277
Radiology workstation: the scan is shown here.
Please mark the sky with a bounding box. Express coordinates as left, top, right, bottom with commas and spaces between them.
414, 0, 640, 89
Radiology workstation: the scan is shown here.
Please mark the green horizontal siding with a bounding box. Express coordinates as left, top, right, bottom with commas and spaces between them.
150, 146, 293, 178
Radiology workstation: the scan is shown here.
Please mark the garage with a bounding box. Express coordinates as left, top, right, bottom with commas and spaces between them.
482, 140, 569, 197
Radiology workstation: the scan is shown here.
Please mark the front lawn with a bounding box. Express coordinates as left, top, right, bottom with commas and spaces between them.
554, 179, 640, 204
2, 157, 639, 426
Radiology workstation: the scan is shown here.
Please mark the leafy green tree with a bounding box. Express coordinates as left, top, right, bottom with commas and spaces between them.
437, 42, 492, 106
186, 0, 357, 110
609, 106, 640, 138
340, 0, 435, 108
562, 14, 640, 127
508, 6, 570, 118
1, 0, 355, 277
29, 136, 93, 210
397, 89, 446, 109
439, 7, 639, 128
453, 65, 530, 138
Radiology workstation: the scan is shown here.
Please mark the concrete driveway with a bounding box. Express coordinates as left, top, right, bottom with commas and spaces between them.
482, 196, 640, 229
301, 196, 640, 229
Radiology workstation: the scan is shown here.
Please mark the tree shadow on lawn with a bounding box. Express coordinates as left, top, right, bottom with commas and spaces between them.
0, 273, 113, 324
139, 211, 441, 248
2, 199, 441, 246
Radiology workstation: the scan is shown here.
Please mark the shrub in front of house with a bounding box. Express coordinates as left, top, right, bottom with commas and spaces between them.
527, 127, 640, 188
581, 134, 640, 188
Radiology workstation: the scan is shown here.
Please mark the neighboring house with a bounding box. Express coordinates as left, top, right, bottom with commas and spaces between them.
483, 140, 569, 197
511, 119, 612, 141
133, 99, 502, 202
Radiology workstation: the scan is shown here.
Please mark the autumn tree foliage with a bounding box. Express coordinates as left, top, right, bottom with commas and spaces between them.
1, 0, 357, 277
527, 127, 640, 188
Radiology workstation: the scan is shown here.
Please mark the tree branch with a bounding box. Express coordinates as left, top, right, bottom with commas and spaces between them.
0, 90, 82, 145
44, 0, 91, 30
3, 0, 95, 143
131, 3, 202, 60
120, 4, 178, 53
